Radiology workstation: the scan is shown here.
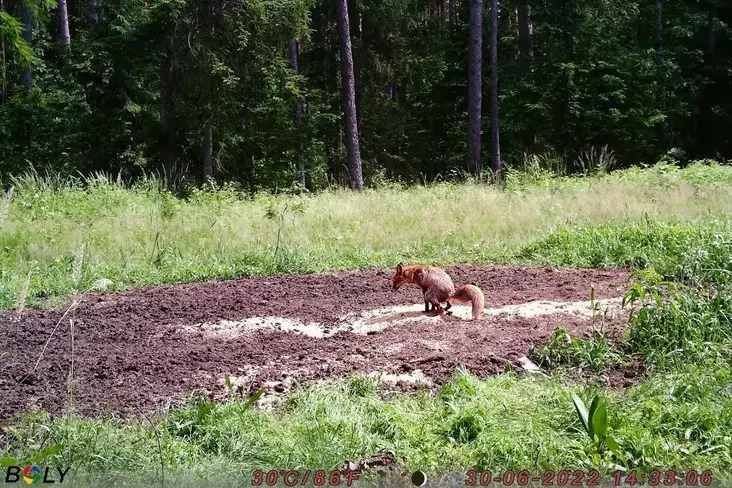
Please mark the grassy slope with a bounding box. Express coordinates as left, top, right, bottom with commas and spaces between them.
1, 161, 731, 485
0, 161, 731, 309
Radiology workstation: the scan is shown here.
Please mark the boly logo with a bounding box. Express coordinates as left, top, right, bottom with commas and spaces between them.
22, 466, 42, 484
3, 466, 70, 485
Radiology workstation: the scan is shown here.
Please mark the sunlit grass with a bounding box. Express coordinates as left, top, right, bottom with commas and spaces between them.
3, 365, 730, 486
1, 162, 731, 309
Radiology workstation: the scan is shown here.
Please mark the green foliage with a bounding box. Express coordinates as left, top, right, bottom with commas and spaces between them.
623, 269, 732, 370
0, 12, 38, 69
2, 368, 731, 485
516, 219, 732, 280
0, 443, 64, 468
571, 392, 624, 469
1, 0, 731, 189
531, 329, 624, 373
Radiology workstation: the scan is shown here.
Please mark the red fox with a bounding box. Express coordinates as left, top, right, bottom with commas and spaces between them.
391, 263, 485, 320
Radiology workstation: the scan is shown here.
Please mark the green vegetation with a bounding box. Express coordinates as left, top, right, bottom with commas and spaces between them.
2, 362, 730, 485
1, 0, 731, 192
2, 162, 731, 485
1, 160, 731, 310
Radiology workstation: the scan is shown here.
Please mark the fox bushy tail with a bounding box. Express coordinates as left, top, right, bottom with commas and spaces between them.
449, 284, 485, 320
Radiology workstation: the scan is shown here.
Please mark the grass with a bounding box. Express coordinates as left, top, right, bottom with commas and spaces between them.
0, 160, 731, 310
2, 364, 730, 486
2, 160, 732, 485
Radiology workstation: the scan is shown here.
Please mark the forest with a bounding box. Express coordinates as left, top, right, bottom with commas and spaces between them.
0, 0, 730, 191
2, 0, 732, 482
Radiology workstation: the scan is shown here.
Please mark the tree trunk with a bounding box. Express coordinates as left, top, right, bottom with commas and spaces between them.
517, 3, 532, 73
466, 0, 483, 177
655, 0, 668, 143
159, 36, 176, 186
59, 0, 71, 46
288, 39, 306, 188
348, 0, 362, 138
490, 0, 501, 178
20, 3, 32, 92
336, 0, 364, 191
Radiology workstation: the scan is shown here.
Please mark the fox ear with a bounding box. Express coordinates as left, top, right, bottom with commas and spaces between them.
396, 263, 403, 274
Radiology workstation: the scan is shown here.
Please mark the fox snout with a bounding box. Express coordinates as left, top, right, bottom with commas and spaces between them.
392, 263, 405, 291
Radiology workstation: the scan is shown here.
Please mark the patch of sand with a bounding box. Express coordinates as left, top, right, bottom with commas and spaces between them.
182, 316, 327, 338
482, 297, 623, 319
185, 297, 623, 339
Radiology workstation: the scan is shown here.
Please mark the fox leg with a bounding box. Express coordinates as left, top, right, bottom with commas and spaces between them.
421, 286, 432, 312
444, 300, 453, 315
424, 289, 445, 315
431, 301, 445, 315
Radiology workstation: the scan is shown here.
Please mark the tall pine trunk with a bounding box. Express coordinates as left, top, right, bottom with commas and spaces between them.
466, 0, 483, 177
348, 0, 362, 138
20, 3, 32, 92
59, 0, 71, 46
655, 0, 668, 143
288, 39, 306, 188
336, 0, 364, 191
489, 0, 501, 178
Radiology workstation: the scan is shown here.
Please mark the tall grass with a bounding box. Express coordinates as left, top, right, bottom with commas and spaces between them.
1, 161, 731, 309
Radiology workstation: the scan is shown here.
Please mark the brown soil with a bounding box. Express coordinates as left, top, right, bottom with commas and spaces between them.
0, 264, 632, 419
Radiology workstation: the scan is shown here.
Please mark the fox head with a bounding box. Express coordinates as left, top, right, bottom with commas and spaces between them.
392, 263, 408, 290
